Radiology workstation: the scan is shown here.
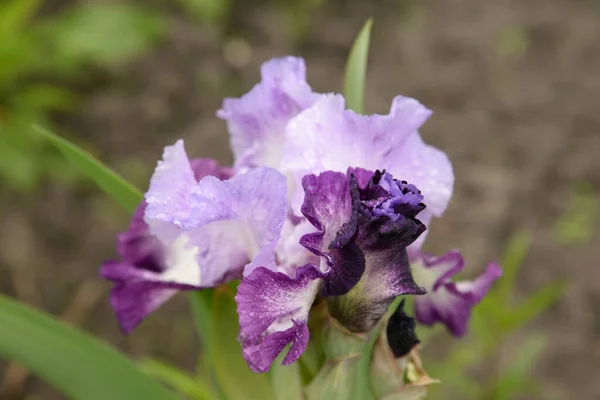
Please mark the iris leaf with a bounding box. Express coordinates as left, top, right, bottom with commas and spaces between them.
140, 358, 215, 400
33, 125, 142, 213
270, 350, 304, 400
0, 294, 179, 400
343, 18, 373, 114
34, 125, 215, 392
210, 286, 274, 400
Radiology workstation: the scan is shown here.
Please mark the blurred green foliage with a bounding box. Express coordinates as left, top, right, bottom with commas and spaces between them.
0, 0, 165, 191
174, 0, 232, 25
422, 231, 568, 400
0, 0, 329, 193
554, 181, 599, 245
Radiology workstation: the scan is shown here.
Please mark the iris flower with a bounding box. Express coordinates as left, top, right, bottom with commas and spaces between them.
101, 56, 500, 373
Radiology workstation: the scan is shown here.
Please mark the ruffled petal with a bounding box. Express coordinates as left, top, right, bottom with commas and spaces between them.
236, 264, 322, 373
101, 203, 208, 333
282, 95, 453, 218
184, 167, 290, 277
300, 169, 426, 332
412, 252, 502, 336
144, 140, 197, 232
217, 57, 319, 169
300, 170, 364, 296
103, 142, 288, 333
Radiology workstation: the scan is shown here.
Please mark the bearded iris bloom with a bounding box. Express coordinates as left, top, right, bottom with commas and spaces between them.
101, 56, 500, 374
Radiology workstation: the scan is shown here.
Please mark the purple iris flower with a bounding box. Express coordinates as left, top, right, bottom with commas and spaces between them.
236, 169, 427, 372
102, 56, 501, 374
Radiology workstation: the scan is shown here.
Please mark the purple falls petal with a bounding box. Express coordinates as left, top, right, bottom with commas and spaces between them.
217, 57, 319, 169
412, 251, 502, 336
236, 264, 322, 373
100, 203, 208, 333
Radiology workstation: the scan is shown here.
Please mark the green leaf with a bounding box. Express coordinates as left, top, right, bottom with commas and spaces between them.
500, 281, 567, 332
140, 358, 214, 400
33, 125, 142, 213
554, 181, 599, 245
306, 359, 358, 400
187, 290, 215, 377
0, 294, 179, 400
343, 18, 373, 114
50, 3, 165, 66
0, 0, 41, 38
270, 351, 303, 400
489, 334, 547, 400
350, 296, 403, 400
497, 230, 532, 302
210, 286, 274, 400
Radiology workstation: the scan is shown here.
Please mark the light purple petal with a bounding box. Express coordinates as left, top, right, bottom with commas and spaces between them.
217, 57, 319, 169
102, 144, 288, 333
145, 140, 197, 230
282, 94, 453, 218
236, 264, 322, 373
184, 167, 290, 277
412, 252, 502, 336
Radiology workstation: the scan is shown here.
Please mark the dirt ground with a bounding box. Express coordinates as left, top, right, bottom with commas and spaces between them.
1, 0, 599, 398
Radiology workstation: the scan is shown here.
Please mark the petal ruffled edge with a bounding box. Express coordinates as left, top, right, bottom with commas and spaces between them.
413, 253, 502, 336
236, 264, 322, 373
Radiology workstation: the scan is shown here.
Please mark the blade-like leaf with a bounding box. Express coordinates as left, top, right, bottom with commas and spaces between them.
497, 230, 532, 302
489, 334, 547, 400
343, 18, 373, 114
140, 358, 214, 400
270, 350, 303, 400
33, 125, 142, 213
34, 125, 215, 383
0, 294, 179, 400
210, 286, 274, 400
501, 281, 567, 332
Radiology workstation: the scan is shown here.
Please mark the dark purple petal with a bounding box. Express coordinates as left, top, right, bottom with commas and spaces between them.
236, 264, 322, 373
242, 320, 309, 373
298, 171, 364, 296
101, 261, 204, 333
300, 170, 427, 332
412, 252, 502, 336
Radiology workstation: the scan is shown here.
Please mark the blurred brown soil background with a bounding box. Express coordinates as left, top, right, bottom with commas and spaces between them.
1, 0, 599, 398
